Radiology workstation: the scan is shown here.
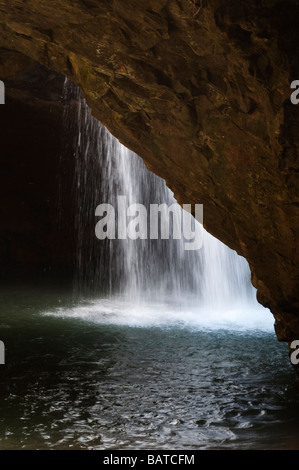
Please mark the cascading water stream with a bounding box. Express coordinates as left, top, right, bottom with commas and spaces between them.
59, 79, 270, 330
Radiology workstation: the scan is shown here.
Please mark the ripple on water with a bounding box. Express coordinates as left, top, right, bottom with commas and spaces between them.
0, 291, 298, 449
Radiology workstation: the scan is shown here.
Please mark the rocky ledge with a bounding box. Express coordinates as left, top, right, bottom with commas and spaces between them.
0, 0, 298, 342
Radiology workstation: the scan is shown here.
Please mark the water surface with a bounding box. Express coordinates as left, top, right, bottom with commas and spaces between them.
0, 286, 298, 450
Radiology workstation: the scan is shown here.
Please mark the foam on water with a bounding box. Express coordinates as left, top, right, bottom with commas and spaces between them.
43, 296, 274, 333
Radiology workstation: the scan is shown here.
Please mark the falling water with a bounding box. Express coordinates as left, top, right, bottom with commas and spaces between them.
61, 78, 261, 322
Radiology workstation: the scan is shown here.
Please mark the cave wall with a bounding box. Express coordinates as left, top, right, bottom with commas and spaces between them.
0, 1, 298, 340
0, 53, 75, 283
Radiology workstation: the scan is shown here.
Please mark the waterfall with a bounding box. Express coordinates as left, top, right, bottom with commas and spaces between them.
61, 79, 258, 315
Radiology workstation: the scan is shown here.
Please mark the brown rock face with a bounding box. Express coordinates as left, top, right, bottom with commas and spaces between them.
0, 1, 298, 340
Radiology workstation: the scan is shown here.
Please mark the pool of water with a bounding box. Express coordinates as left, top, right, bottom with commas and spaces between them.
0, 286, 298, 450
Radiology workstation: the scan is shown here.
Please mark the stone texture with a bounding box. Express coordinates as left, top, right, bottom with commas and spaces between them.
0, 1, 298, 340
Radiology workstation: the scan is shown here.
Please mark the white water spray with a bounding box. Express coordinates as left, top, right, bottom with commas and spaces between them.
51, 79, 273, 332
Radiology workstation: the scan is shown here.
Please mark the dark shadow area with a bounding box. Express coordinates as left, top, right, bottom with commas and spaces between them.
0, 51, 75, 286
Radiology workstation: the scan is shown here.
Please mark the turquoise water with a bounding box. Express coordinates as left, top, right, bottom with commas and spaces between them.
0, 286, 298, 450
